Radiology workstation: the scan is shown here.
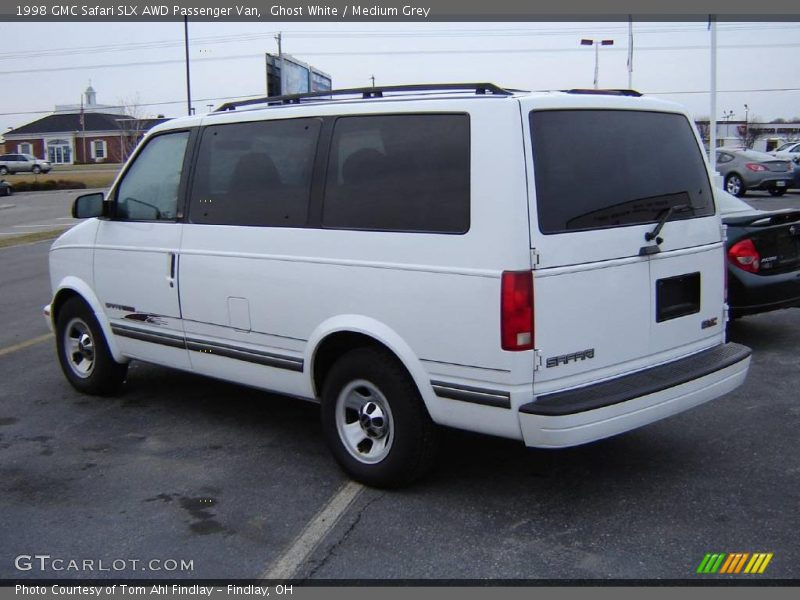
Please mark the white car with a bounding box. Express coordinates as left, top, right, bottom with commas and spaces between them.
771, 141, 800, 162
45, 84, 751, 487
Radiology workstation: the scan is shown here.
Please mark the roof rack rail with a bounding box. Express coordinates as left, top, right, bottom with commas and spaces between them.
215, 83, 513, 112
564, 88, 642, 97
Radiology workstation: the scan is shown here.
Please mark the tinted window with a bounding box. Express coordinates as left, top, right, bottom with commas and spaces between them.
530, 110, 714, 234
115, 132, 189, 221
322, 114, 469, 233
189, 118, 320, 227
717, 152, 734, 164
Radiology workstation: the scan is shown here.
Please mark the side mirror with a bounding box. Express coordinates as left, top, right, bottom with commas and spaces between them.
72, 192, 105, 219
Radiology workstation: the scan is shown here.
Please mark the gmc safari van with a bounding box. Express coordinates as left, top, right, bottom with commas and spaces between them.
46, 84, 752, 487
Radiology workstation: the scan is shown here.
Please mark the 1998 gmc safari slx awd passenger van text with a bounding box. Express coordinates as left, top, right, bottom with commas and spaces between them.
45, 84, 752, 487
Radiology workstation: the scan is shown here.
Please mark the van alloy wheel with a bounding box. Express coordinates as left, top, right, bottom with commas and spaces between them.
335, 379, 395, 464
63, 317, 96, 378
55, 297, 128, 395
321, 347, 438, 487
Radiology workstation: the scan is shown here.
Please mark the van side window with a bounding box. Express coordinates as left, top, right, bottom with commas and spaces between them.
114, 132, 189, 221
189, 118, 321, 227
322, 114, 470, 233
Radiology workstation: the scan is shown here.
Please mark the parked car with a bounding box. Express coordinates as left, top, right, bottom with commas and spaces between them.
0, 179, 12, 196
771, 141, 800, 162
718, 190, 800, 318
715, 149, 793, 197
45, 84, 751, 487
0, 153, 52, 175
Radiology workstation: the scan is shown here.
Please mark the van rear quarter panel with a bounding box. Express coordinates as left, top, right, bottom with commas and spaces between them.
178, 99, 535, 417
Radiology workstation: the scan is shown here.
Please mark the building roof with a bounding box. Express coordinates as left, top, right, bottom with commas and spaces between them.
7, 112, 168, 136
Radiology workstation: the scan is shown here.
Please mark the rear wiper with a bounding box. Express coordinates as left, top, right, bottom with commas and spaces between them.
644, 203, 691, 244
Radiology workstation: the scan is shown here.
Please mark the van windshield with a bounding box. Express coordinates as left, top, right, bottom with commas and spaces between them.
530, 109, 714, 234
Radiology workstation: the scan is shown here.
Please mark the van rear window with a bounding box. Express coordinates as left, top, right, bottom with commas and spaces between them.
530, 110, 714, 234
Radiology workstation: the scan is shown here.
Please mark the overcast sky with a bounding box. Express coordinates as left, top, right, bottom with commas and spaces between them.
1, 20, 799, 131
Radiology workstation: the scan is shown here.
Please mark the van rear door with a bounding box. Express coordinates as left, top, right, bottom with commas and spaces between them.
522, 101, 722, 390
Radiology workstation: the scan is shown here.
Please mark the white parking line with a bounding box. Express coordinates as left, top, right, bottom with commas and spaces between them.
260, 480, 364, 579
13, 223, 66, 228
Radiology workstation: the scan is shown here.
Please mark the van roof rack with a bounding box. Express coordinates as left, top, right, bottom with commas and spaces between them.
215, 83, 514, 112
564, 88, 642, 97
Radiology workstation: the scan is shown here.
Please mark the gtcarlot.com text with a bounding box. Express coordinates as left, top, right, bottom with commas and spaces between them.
14, 554, 194, 573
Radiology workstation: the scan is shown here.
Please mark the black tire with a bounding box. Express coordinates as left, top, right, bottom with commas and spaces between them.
55, 297, 128, 395
725, 173, 746, 197
768, 187, 787, 197
0, 167, 8, 175
320, 347, 438, 488
32, 165, 41, 174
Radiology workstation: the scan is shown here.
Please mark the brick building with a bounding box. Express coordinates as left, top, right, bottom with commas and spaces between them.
4, 86, 167, 166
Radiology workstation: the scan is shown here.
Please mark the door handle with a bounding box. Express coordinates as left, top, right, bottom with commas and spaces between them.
167, 253, 176, 288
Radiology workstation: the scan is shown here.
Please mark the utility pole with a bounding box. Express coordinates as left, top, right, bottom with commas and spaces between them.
581, 38, 614, 89
627, 16, 633, 89
275, 32, 282, 56
184, 17, 192, 116
370, 75, 375, 87
710, 16, 717, 170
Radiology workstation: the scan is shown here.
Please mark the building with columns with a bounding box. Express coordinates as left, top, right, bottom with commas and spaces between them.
4, 85, 167, 166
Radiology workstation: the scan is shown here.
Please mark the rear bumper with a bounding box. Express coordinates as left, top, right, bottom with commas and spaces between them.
518, 343, 751, 448
751, 177, 793, 190
728, 268, 800, 317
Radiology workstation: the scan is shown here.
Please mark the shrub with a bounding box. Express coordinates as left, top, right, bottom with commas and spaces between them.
11, 179, 88, 192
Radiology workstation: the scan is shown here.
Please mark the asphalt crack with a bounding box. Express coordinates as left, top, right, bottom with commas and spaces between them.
304, 490, 384, 579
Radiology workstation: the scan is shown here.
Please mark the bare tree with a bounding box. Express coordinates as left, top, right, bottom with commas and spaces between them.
694, 118, 711, 149
115, 94, 148, 161
736, 116, 765, 149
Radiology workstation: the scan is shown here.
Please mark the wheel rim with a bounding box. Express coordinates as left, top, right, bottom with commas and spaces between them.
63, 317, 95, 378
335, 379, 394, 465
726, 176, 742, 195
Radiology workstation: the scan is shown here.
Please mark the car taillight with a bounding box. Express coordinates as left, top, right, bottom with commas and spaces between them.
501, 270, 534, 351
745, 163, 768, 172
728, 239, 760, 273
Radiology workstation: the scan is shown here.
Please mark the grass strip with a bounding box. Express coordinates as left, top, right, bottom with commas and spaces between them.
0, 228, 67, 249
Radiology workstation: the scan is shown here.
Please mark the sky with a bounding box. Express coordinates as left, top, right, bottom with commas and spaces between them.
1, 20, 799, 132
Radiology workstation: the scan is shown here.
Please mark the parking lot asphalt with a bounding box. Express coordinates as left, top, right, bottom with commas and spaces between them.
1, 193, 799, 582
0, 189, 90, 237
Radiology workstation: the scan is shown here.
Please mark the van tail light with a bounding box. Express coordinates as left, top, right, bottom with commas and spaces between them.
501, 270, 534, 351
727, 238, 760, 273
745, 163, 768, 172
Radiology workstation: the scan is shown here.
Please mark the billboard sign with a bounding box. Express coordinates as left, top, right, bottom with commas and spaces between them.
266, 53, 332, 97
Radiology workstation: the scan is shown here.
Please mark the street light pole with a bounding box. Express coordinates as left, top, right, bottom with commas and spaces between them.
744, 104, 750, 148
581, 38, 614, 89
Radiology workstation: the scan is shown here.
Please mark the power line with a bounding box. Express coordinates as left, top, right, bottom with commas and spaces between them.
0, 22, 798, 61
2, 87, 799, 119
3, 42, 800, 77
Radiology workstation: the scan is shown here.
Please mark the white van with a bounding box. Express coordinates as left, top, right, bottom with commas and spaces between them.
46, 84, 751, 487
